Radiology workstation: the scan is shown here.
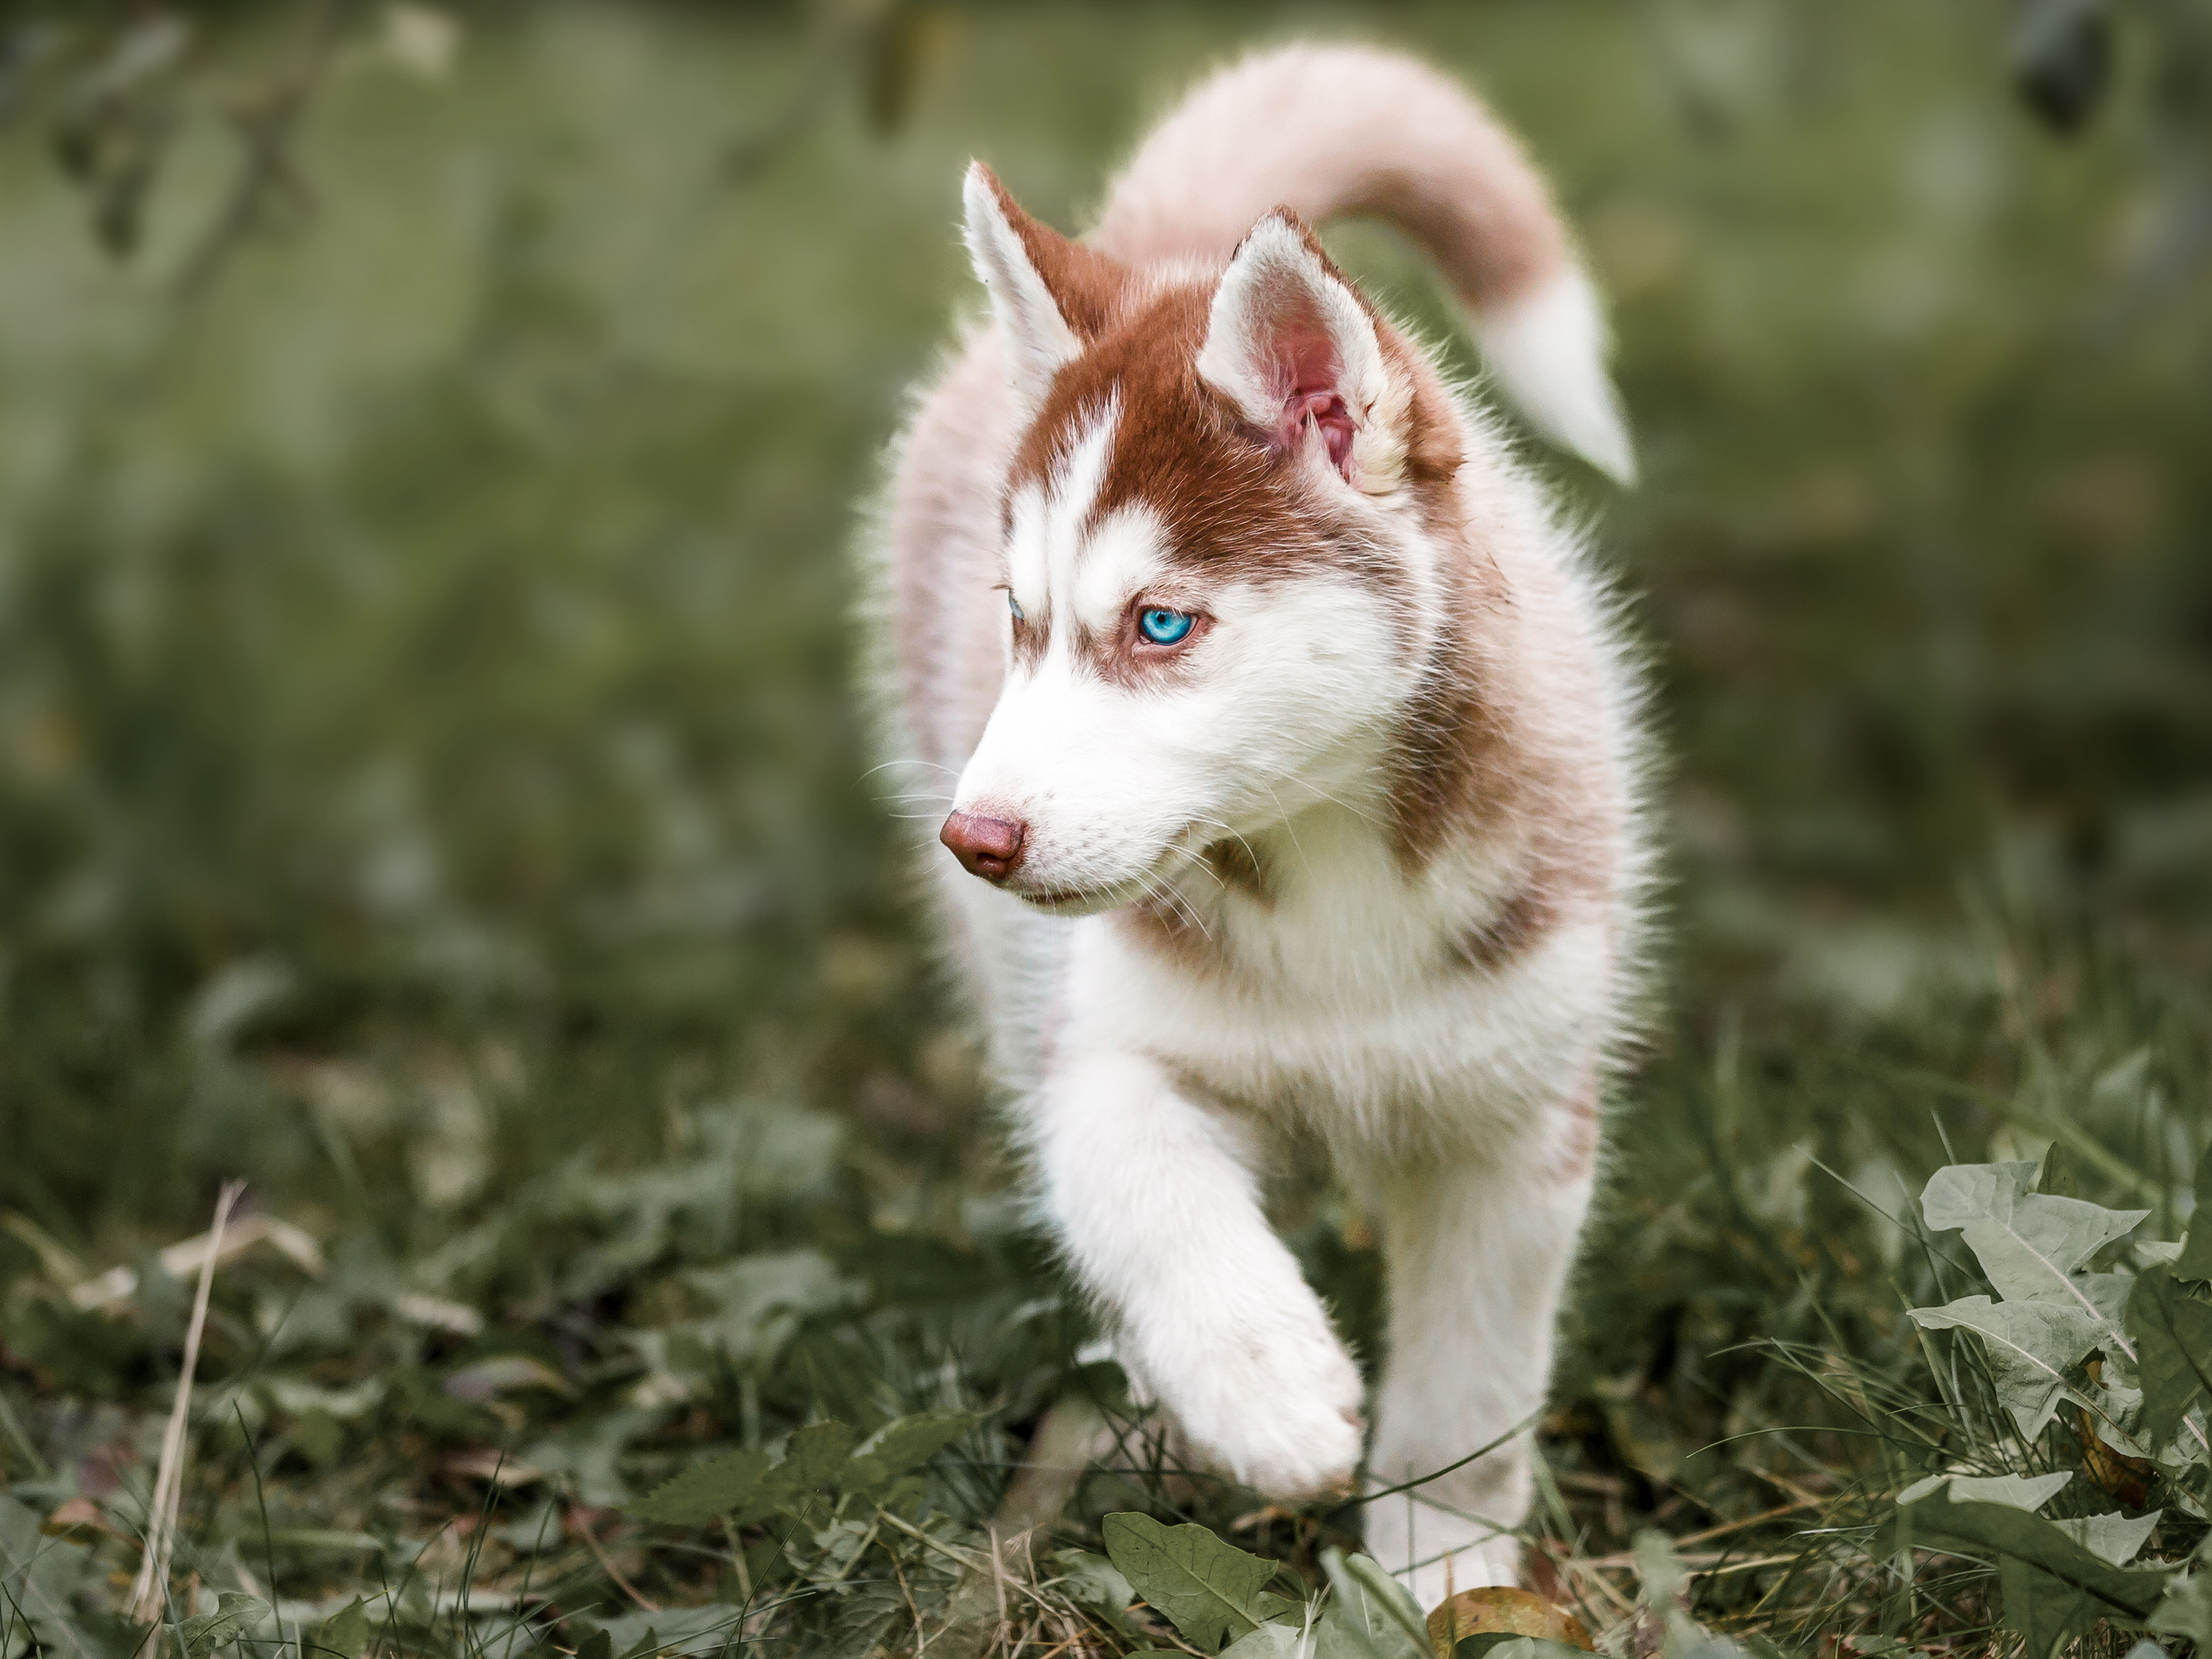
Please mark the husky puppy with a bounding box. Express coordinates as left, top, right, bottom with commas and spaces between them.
866, 44, 1654, 1603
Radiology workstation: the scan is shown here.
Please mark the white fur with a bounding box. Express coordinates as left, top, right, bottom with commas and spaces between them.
931, 387, 1642, 1608
1475, 266, 1639, 485
963, 163, 1080, 414
872, 48, 1657, 1611
1198, 218, 1383, 422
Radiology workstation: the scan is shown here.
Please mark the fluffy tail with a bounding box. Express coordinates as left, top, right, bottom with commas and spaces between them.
1090, 44, 1635, 484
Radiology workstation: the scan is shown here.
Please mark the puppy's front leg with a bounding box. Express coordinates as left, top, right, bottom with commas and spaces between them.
1033, 1046, 1364, 1497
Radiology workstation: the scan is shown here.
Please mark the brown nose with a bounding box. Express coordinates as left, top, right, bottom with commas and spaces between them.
940, 811, 1025, 881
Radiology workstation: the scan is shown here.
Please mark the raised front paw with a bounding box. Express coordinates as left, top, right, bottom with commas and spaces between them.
1130, 1308, 1366, 1499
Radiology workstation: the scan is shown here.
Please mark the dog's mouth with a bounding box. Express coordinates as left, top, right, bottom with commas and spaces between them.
1010, 882, 1133, 916
1005, 832, 1212, 917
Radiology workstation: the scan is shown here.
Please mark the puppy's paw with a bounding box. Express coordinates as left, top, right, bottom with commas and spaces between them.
1134, 1308, 1366, 1499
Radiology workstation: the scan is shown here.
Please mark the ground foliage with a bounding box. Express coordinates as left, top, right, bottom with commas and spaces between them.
1, 3, 2211, 1657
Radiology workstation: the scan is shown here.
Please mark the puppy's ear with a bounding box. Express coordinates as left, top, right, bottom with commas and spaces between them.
962, 164, 1119, 414
1196, 212, 1406, 491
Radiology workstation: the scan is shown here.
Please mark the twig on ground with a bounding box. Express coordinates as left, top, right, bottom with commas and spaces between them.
989, 1528, 1009, 1654
890, 1550, 927, 1659
128, 1180, 245, 1622
572, 1509, 661, 1613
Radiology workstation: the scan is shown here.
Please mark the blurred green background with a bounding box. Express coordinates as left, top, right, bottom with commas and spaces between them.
2, 0, 2207, 1283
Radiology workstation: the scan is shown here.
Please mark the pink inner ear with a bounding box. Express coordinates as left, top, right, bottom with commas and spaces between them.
1281, 390, 1355, 479
1257, 290, 1356, 481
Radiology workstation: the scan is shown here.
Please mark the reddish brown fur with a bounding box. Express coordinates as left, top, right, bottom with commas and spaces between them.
1445, 881, 1556, 977
993, 204, 1533, 888
913, 160, 1624, 997
1548, 1076, 1603, 1186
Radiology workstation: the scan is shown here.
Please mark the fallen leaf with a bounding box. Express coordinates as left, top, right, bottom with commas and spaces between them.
1427, 1588, 1594, 1658
39, 1498, 112, 1543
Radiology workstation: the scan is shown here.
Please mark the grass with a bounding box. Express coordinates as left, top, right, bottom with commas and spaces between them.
1, 2, 2210, 1655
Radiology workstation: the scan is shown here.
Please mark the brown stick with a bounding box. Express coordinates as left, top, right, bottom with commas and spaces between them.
128, 1181, 245, 1622
573, 1509, 661, 1613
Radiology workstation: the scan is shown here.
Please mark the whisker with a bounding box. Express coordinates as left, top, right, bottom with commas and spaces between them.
1141, 862, 1212, 942
857, 757, 960, 781
1138, 859, 1214, 941
1184, 815, 1267, 878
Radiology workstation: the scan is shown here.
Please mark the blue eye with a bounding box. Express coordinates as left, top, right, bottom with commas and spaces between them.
1007, 592, 1024, 623
1139, 607, 1195, 645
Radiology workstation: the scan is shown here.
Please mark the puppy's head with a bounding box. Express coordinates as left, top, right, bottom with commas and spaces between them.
941, 166, 1465, 914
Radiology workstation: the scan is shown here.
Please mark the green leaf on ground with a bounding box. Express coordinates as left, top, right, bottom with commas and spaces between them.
2049, 1510, 2161, 1566
1878, 1490, 2168, 1621
2124, 1266, 2212, 1446
1464, 1642, 1603, 1659
1320, 1548, 1430, 1659
178, 1593, 270, 1659
626, 1446, 776, 1526
2175, 1152, 2212, 1284
2152, 1571, 2212, 1644
1219, 1623, 1307, 1659
0, 1497, 109, 1659
624, 1416, 867, 1527
1313, 1567, 1422, 1659
1921, 1162, 2146, 1307
2001, 1555, 2098, 1659
842, 1408, 973, 1494
1908, 1295, 2104, 1436
1894, 1471, 2071, 1510
774, 1419, 859, 1492
312, 1596, 372, 1659
1103, 1513, 1281, 1653
1051, 1548, 1137, 1634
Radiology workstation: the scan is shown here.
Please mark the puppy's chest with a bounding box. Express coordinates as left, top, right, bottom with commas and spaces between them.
1082, 874, 1600, 1137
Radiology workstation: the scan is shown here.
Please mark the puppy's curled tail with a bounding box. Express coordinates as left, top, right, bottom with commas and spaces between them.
1090, 43, 1635, 483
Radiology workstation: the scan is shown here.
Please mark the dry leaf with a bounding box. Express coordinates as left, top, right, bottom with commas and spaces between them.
1426, 1586, 1596, 1658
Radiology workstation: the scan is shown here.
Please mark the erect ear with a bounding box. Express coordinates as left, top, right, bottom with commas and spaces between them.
1195, 213, 1400, 490
961, 163, 1119, 414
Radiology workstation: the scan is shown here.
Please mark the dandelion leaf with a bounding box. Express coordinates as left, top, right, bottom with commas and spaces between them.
1921, 1163, 2146, 1306
2175, 1152, 2212, 1285
2124, 1266, 2212, 1448
2050, 1509, 2161, 1566
1103, 1513, 1279, 1652
2001, 1555, 2098, 1659
1877, 1490, 2166, 1622
1895, 1470, 2070, 1510
2152, 1571, 2212, 1645
312, 1597, 371, 1659
1908, 1295, 2102, 1437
